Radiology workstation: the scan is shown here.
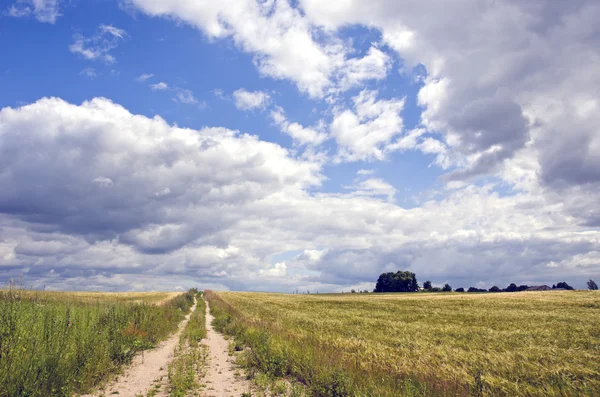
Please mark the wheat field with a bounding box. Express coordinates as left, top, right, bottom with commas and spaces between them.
208, 290, 600, 396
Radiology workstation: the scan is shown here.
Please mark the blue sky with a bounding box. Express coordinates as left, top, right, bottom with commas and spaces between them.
0, 0, 599, 292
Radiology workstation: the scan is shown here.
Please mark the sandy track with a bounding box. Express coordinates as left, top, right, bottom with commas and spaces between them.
201, 300, 253, 397
82, 298, 197, 397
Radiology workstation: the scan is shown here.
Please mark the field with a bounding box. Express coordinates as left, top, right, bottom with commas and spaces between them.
206, 290, 600, 396
0, 287, 195, 397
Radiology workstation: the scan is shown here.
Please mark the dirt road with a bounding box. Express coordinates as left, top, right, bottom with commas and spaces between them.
201, 300, 253, 396
82, 298, 197, 397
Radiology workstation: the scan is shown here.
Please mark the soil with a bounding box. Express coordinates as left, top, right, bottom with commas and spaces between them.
200, 300, 254, 397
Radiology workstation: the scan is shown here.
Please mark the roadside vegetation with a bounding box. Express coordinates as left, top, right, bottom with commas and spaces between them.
167, 291, 208, 397
0, 283, 196, 397
205, 289, 600, 396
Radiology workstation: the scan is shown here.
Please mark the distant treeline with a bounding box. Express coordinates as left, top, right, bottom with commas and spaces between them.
373, 271, 597, 293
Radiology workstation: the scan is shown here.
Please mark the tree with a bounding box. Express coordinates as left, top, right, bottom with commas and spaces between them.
468, 287, 487, 293
374, 271, 419, 293
455, 287, 465, 292
442, 283, 452, 292
423, 280, 432, 291
587, 279, 598, 290
554, 281, 574, 290
489, 286, 501, 292
505, 283, 518, 292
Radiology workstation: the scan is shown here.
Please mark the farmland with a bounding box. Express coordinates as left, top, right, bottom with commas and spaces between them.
206, 290, 600, 396
0, 286, 195, 397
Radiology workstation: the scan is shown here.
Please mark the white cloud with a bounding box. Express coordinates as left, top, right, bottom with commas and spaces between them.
271, 106, 327, 146
1, 97, 599, 291
6, 0, 61, 23
174, 88, 199, 105
233, 89, 270, 111
80, 68, 97, 79
299, 0, 600, 183
136, 73, 154, 82
150, 82, 169, 91
126, 0, 394, 98
331, 90, 405, 162
338, 46, 392, 90
148, 82, 201, 106
69, 25, 127, 64
345, 178, 396, 202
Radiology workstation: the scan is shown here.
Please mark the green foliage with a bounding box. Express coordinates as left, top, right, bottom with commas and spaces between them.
374, 271, 419, 293
423, 281, 432, 291
0, 286, 195, 397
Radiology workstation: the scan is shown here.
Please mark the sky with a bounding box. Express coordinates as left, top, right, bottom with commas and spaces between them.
0, 0, 599, 292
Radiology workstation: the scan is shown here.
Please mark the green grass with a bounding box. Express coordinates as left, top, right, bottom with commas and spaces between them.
167, 292, 208, 397
205, 290, 600, 397
0, 286, 196, 397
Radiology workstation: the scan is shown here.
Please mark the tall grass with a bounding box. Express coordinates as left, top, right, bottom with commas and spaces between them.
205, 290, 600, 397
0, 284, 196, 397
167, 291, 208, 397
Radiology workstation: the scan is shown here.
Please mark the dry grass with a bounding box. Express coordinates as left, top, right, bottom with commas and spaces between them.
2, 290, 182, 305
209, 290, 600, 396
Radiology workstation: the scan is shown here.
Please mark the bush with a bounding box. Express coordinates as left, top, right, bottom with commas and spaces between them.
443, 283, 452, 292
455, 287, 465, 292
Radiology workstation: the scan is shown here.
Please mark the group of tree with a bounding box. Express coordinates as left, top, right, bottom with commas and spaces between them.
374, 270, 598, 293
374, 271, 419, 292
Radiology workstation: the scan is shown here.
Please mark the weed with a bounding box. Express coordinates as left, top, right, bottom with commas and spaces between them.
0, 282, 196, 397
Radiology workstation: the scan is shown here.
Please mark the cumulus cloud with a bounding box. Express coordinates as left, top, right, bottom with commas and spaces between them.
233, 89, 270, 111
1, 97, 598, 292
271, 106, 327, 146
6, 0, 61, 23
338, 46, 392, 91
125, 0, 397, 98
69, 25, 127, 63
299, 0, 600, 183
331, 90, 405, 162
